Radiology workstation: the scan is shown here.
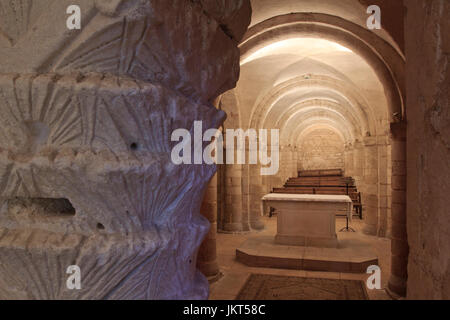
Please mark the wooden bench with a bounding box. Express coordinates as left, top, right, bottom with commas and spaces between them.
298, 169, 343, 177
273, 187, 358, 196
286, 177, 355, 186
284, 184, 357, 196
271, 169, 362, 219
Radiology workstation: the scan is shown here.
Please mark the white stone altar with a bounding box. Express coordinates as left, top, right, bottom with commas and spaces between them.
262, 194, 353, 248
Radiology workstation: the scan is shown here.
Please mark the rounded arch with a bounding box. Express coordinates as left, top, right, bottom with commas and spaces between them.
240, 13, 405, 119
280, 107, 360, 144
251, 75, 377, 136
289, 117, 355, 146
271, 99, 368, 138
296, 124, 347, 146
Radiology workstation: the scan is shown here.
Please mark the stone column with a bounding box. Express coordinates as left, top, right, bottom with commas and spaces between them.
352, 140, 365, 226
216, 161, 226, 231
261, 173, 271, 216
388, 121, 408, 297
197, 174, 220, 280
353, 141, 365, 184
344, 143, 354, 177
386, 144, 393, 237
377, 136, 390, 237
362, 137, 379, 235
222, 163, 249, 232
247, 135, 265, 230
241, 161, 251, 229
404, 0, 450, 299
0, 0, 251, 300
249, 164, 265, 230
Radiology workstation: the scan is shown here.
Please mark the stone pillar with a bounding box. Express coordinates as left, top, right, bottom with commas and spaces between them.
362, 137, 379, 235
344, 143, 354, 177
0, 0, 251, 300
261, 174, 271, 216
241, 161, 251, 229
353, 141, 365, 183
377, 136, 390, 237
197, 174, 220, 279
249, 164, 265, 230
386, 144, 393, 237
352, 140, 365, 226
388, 121, 408, 297
270, 144, 284, 188
222, 164, 249, 232
405, 0, 450, 299
216, 161, 226, 231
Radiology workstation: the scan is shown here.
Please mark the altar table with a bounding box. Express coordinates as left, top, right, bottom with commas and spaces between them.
262, 194, 353, 248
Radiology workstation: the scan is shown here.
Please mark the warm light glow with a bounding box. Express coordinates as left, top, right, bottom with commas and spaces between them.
241, 38, 353, 65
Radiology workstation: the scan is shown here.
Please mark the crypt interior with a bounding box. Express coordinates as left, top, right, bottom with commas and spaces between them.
0, 0, 448, 300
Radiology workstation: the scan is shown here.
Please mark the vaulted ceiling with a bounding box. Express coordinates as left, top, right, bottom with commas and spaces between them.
226, 0, 405, 149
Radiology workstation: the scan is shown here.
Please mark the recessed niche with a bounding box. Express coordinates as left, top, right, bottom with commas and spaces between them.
7, 197, 76, 218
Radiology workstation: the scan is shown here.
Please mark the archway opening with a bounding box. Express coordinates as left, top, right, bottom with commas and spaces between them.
199, 0, 406, 299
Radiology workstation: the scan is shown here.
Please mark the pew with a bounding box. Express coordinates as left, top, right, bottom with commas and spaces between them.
271, 169, 363, 219
298, 169, 343, 177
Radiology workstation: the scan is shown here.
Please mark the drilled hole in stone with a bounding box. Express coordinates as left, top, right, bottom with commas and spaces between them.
97, 223, 105, 230
130, 142, 138, 150
7, 198, 75, 218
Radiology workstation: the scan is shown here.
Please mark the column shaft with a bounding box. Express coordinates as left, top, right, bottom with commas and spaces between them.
197, 174, 220, 279
388, 122, 408, 297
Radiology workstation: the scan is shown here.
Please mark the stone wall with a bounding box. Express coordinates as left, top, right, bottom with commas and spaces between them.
298, 129, 345, 170
406, 0, 450, 299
